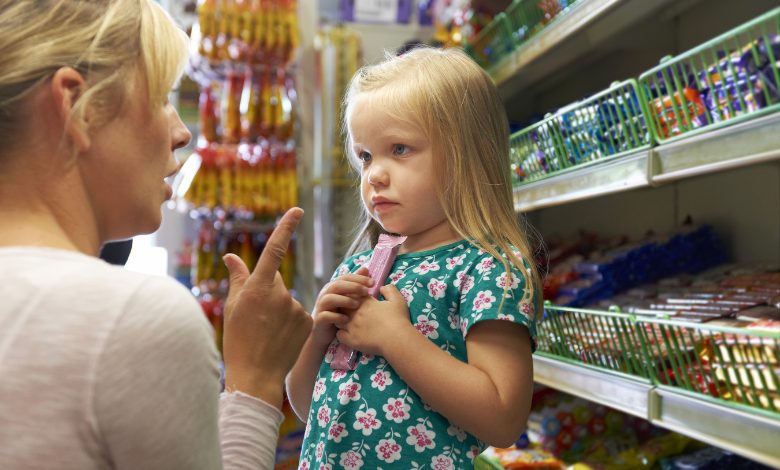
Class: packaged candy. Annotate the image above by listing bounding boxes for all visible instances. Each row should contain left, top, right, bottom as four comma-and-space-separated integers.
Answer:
331, 234, 407, 371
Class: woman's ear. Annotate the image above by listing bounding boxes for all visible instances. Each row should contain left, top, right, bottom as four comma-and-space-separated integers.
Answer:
50, 67, 91, 152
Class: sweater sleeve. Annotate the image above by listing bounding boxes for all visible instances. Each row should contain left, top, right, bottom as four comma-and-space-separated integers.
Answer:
93, 276, 282, 470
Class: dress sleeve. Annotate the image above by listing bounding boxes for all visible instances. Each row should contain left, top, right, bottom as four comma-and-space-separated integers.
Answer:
458, 253, 538, 346
93, 276, 283, 470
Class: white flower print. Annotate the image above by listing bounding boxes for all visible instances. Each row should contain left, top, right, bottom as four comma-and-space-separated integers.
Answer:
473, 290, 496, 312
476, 257, 495, 274
337, 379, 361, 405
331, 369, 347, 382
521, 302, 534, 317
496, 271, 520, 290
414, 316, 439, 339
359, 353, 375, 365
337, 265, 350, 277
353, 408, 382, 436
312, 378, 326, 401
354, 255, 370, 267
498, 313, 516, 321
445, 254, 466, 270
316, 442, 325, 460
390, 269, 406, 283
299, 458, 311, 470
339, 450, 364, 469
412, 259, 440, 275
318, 465, 332, 470
327, 420, 348, 442
399, 288, 414, 305
406, 424, 436, 452
305, 419, 312, 438
460, 318, 468, 336
383, 397, 411, 423
467, 445, 482, 460
316, 404, 331, 427
375, 438, 402, 463
454, 271, 474, 295
447, 424, 467, 442
431, 454, 455, 470
427, 278, 447, 299
370, 370, 393, 391
324, 341, 338, 363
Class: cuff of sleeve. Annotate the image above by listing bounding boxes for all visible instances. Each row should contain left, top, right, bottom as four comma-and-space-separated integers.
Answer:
219, 390, 285, 425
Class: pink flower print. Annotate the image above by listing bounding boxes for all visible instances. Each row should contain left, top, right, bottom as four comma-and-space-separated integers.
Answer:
399, 288, 414, 305
353, 408, 381, 436
324, 341, 338, 363
359, 353, 375, 365
496, 271, 520, 290
459, 318, 468, 336
354, 255, 370, 267
370, 370, 393, 391
447, 424, 467, 442
431, 454, 455, 470
473, 290, 496, 312
312, 378, 326, 401
316, 442, 325, 460
327, 421, 348, 442
476, 257, 495, 274
448, 311, 459, 330
318, 465, 332, 470
316, 404, 331, 427
413, 259, 440, 275
445, 254, 466, 270
299, 458, 310, 470
390, 269, 406, 283
454, 271, 475, 295
414, 316, 440, 339
331, 369, 347, 382
521, 302, 533, 316
305, 420, 311, 438
467, 444, 483, 459
406, 424, 436, 452
383, 397, 411, 423
427, 278, 447, 299
337, 379, 361, 405
498, 313, 516, 321
339, 450, 364, 469
375, 438, 402, 463
337, 265, 350, 277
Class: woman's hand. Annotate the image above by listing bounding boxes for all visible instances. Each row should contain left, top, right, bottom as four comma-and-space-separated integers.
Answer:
336, 284, 413, 357
221, 207, 312, 409
311, 266, 372, 350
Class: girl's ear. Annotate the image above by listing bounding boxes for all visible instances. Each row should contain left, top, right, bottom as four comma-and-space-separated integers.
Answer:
50, 67, 91, 152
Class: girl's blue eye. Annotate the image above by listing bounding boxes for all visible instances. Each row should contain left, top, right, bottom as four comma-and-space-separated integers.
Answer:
392, 144, 409, 156
358, 150, 372, 163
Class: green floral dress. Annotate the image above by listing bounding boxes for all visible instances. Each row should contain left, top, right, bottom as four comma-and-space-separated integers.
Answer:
299, 240, 537, 470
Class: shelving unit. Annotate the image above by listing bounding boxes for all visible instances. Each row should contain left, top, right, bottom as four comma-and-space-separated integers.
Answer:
492, 0, 780, 466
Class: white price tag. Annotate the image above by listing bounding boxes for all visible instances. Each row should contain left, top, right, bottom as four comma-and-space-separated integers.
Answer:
354, 0, 399, 23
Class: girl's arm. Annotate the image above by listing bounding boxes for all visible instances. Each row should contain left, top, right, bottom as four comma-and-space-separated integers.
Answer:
336, 285, 534, 447
286, 335, 332, 420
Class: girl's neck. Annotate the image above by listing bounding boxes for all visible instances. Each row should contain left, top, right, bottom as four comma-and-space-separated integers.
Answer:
397, 221, 461, 254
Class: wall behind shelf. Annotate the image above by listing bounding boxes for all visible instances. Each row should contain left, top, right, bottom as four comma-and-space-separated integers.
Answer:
526, 162, 780, 264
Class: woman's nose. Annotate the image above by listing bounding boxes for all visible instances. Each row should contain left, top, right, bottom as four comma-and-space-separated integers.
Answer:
169, 105, 192, 151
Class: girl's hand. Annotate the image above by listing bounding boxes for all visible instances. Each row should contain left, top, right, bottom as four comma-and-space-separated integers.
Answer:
311, 266, 372, 349
336, 284, 413, 357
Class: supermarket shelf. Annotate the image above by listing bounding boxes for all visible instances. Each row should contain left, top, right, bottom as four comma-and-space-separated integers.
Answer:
534, 354, 780, 466
493, 0, 680, 100
513, 150, 649, 212
532, 354, 652, 419
650, 112, 780, 184
650, 387, 780, 467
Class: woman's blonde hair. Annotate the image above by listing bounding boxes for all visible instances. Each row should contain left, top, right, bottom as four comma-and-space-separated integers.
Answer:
0, 0, 188, 152
343, 46, 542, 316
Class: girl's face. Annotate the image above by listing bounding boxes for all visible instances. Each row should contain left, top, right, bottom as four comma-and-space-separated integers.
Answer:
348, 95, 459, 253
78, 69, 191, 241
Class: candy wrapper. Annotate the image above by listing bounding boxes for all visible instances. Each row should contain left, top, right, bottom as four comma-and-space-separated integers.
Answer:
331, 234, 407, 371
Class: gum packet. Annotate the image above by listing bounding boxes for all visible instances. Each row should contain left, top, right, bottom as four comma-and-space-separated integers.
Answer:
331, 234, 407, 371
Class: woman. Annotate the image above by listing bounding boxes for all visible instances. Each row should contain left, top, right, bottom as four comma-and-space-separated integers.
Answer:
0, 1, 311, 468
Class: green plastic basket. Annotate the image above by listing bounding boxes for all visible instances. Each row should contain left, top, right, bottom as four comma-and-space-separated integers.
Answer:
639, 7, 780, 143
509, 80, 653, 187
464, 13, 516, 69
636, 317, 780, 416
538, 305, 652, 379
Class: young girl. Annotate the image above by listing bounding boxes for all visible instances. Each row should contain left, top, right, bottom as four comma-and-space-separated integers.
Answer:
287, 46, 541, 469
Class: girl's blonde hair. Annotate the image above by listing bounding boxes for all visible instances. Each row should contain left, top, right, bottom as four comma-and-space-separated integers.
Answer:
0, 0, 188, 153
343, 47, 542, 317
